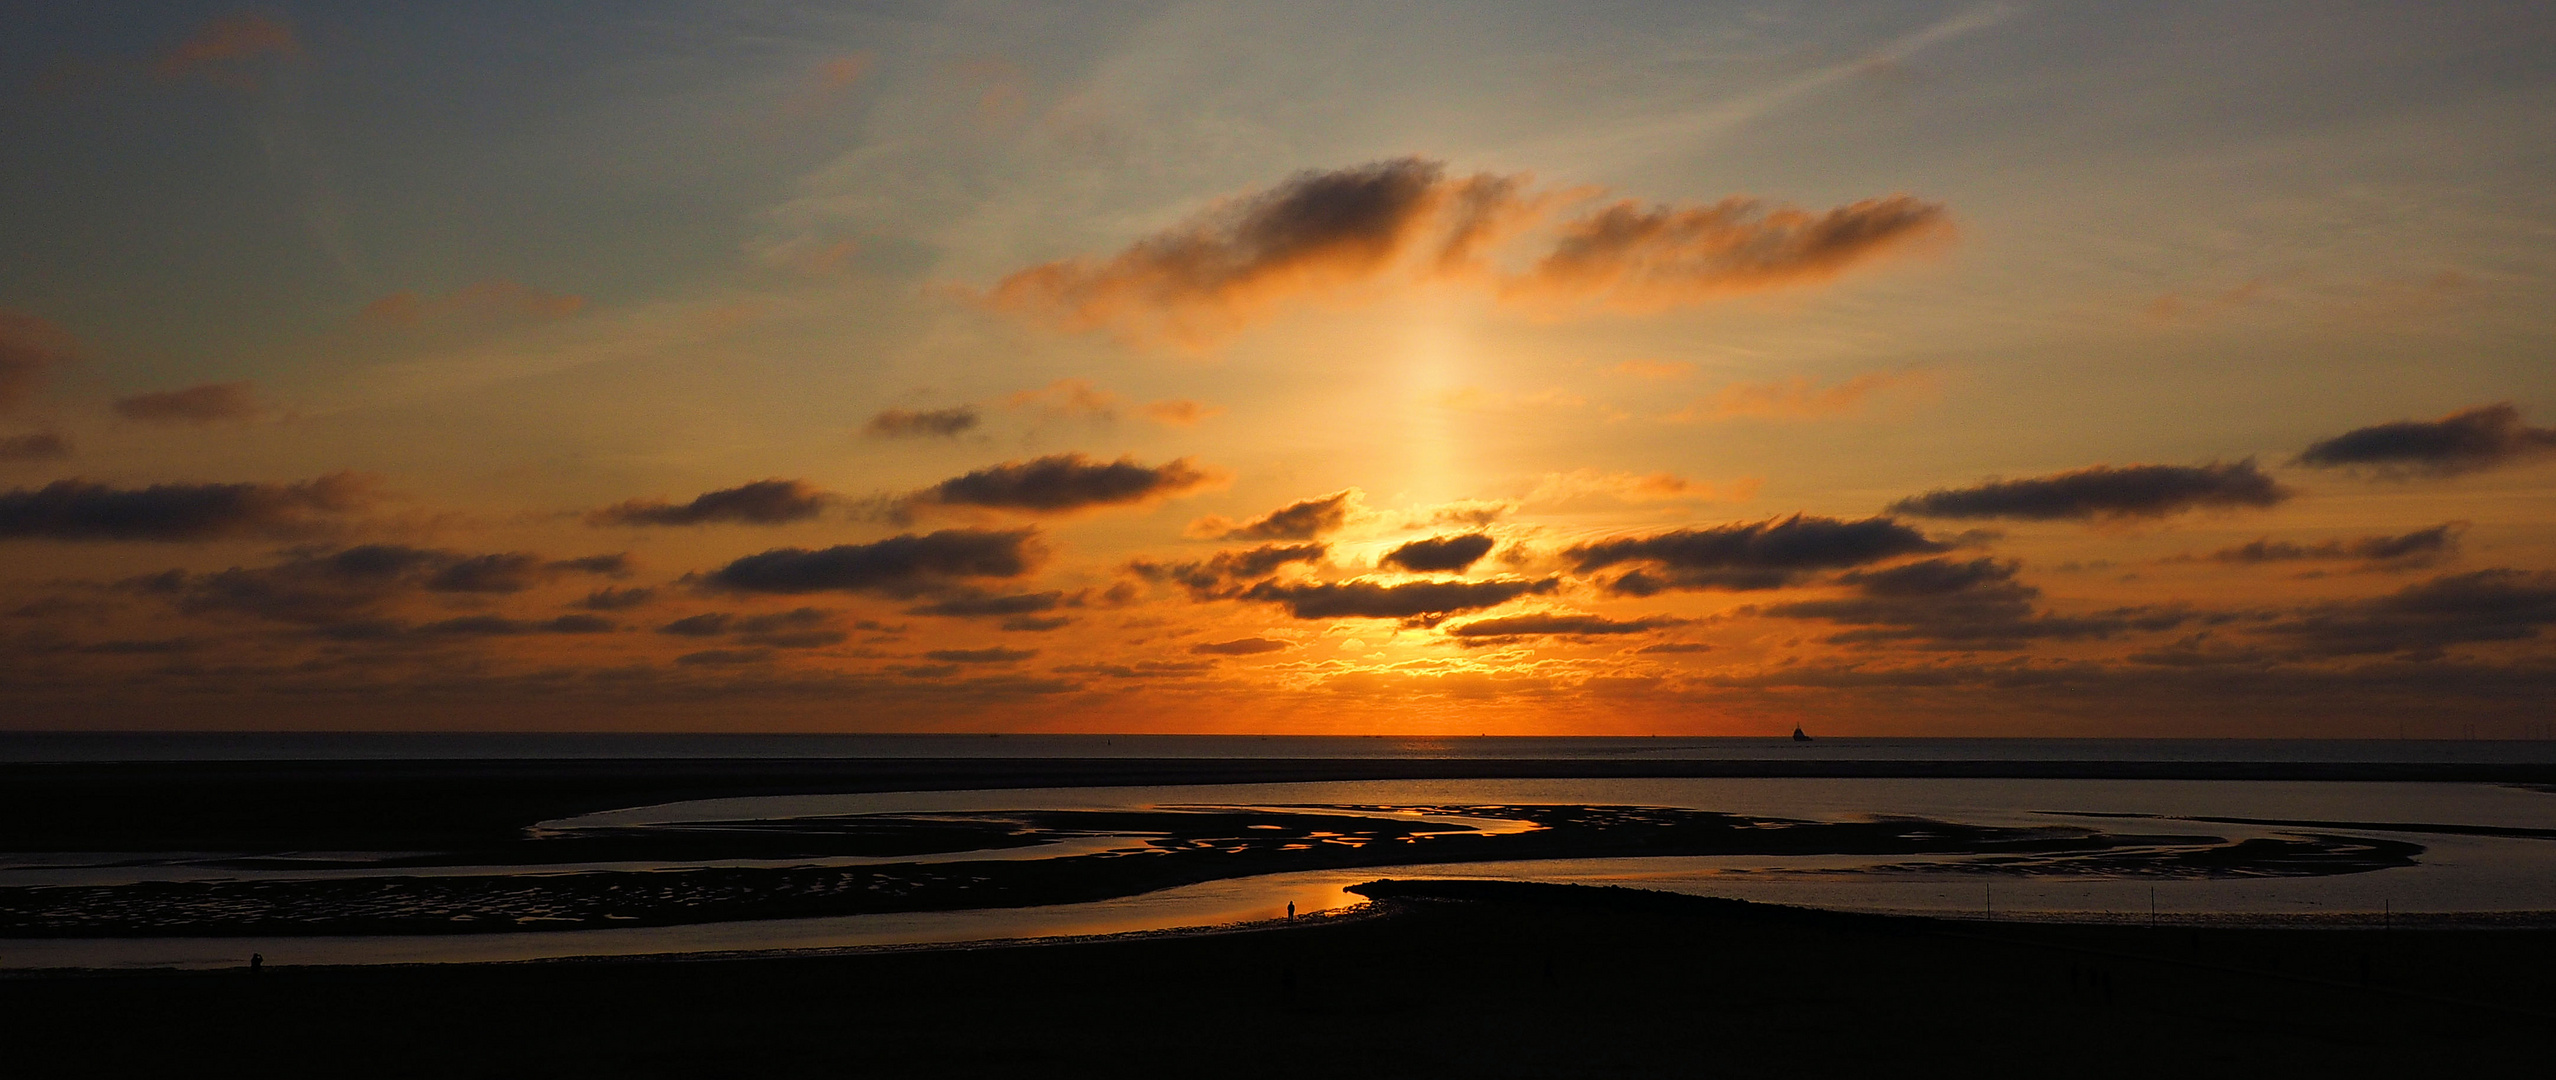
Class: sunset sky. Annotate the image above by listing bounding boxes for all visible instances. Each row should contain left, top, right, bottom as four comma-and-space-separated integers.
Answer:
3, 2, 2551, 735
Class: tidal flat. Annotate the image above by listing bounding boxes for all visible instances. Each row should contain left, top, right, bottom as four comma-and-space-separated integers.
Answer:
0, 802, 2421, 937
5, 880, 2549, 1078
6, 753, 2552, 954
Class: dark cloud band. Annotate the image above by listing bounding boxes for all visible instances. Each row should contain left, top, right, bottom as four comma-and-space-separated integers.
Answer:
866, 406, 981, 439
1242, 576, 1557, 621
1383, 533, 1495, 573
1190, 637, 1291, 655
0, 474, 374, 541
1761, 557, 2188, 650
112, 382, 261, 426
1193, 491, 1356, 541
1443, 612, 1684, 638
2295, 403, 2556, 477
1130, 542, 1326, 597
1566, 514, 1945, 592
0, 433, 69, 461
708, 528, 1043, 594
1888, 461, 2291, 521
2203, 524, 2463, 568
905, 453, 1214, 515
589, 479, 830, 527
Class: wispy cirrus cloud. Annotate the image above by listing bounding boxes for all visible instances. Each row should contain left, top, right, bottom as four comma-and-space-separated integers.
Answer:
358, 280, 586, 329
1523, 469, 1755, 510
112, 381, 264, 426
154, 14, 300, 87
764, 53, 871, 129
1004, 379, 1224, 428
1676, 368, 1937, 421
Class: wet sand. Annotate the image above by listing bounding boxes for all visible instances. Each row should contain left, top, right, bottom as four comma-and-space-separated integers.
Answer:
5, 880, 2545, 1077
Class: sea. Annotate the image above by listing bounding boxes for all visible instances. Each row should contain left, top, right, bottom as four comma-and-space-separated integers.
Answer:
9, 732, 2556, 764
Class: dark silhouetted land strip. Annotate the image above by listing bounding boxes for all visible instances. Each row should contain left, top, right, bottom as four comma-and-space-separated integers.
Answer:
5, 881, 2547, 1077
11, 755, 2555, 850
7, 804, 2417, 937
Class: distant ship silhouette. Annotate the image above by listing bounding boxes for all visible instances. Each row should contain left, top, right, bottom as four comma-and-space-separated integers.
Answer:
1791, 726, 1814, 742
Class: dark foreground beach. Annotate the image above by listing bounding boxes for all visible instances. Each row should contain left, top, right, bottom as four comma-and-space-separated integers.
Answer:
7, 880, 2548, 1078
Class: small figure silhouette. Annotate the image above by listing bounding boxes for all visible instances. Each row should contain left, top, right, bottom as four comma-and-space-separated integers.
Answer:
249, 953, 263, 972
1286, 901, 1295, 921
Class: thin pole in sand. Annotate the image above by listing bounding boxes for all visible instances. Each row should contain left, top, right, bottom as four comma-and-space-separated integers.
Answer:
1985, 883, 1993, 923
2150, 885, 2158, 931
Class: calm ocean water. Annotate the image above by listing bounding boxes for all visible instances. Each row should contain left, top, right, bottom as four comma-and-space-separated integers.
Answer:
6, 732, 2556, 763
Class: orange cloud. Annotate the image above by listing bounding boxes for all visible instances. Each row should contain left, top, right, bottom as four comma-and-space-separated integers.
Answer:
978, 158, 1949, 349
1609, 359, 1696, 381
1680, 368, 1937, 420
1141, 399, 1224, 426
154, 14, 300, 86
1523, 470, 1760, 509
953, 58, 1030, 127
2144, 277, 2271, 323
1005, 378, 1121, 421
1189, 490, 1364, 541
767, 53, 872, 128
358, 280, 587, 329
1005, 379, 1218, 427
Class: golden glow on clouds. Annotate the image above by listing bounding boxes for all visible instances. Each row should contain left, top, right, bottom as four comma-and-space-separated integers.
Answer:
0, 5, 2550, 735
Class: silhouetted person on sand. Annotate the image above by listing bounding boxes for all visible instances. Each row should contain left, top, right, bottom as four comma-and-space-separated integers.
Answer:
249, 953, 262, 973
1287, 902, 1295, 921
